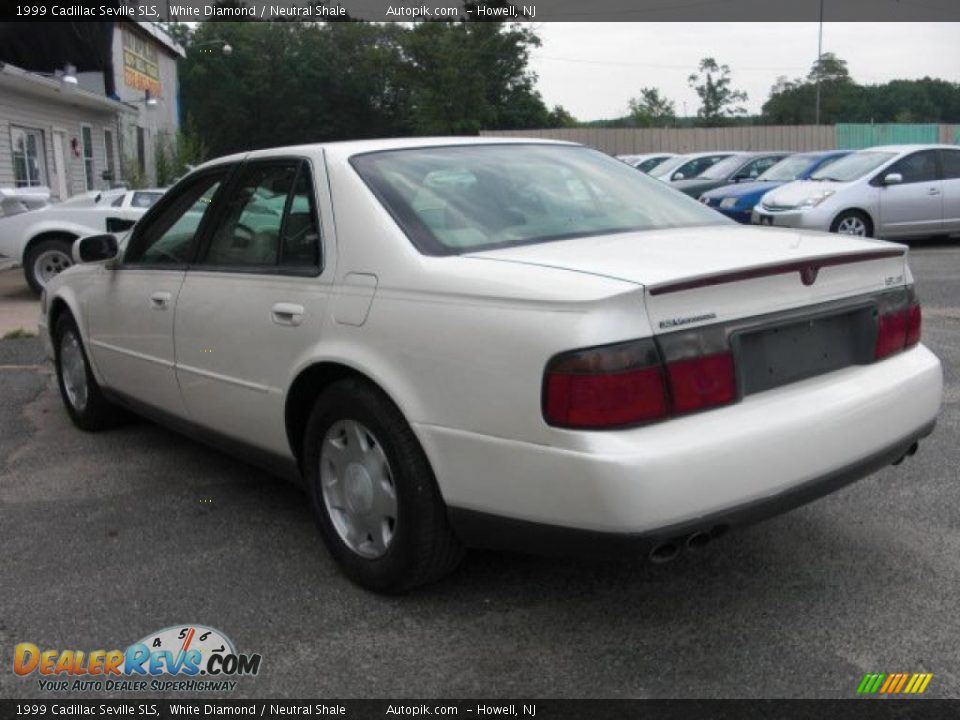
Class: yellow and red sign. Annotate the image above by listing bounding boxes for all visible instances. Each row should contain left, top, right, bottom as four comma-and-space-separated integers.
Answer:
122, 29, 161, 96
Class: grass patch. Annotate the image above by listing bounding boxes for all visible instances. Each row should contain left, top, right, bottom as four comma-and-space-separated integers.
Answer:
3, 327, 36, 339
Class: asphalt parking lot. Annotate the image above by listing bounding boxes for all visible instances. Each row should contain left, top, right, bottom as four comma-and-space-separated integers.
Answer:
1, 239, 958, 700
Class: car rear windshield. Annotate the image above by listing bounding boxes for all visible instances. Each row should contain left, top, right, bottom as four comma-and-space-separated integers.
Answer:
350, 144, 728, 255
809, 151, 895, 182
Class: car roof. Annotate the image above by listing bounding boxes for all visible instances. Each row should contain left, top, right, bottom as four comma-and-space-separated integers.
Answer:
850, 144, 957, 153
196, 136, 580, 170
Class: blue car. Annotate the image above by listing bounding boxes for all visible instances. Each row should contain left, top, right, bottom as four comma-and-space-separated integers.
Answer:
699, 150, 851, 223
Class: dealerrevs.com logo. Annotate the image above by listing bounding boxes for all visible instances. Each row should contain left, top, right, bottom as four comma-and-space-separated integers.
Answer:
14, 625, 262, 693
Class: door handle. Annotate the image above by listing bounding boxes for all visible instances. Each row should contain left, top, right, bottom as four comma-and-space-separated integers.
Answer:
271, 302, 305, 326
150, 291, 172, 310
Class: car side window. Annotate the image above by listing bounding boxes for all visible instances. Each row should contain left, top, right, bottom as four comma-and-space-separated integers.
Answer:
132, 191, 162, 209
742, 157, 779, 179
124, 172, 225, 265
279, 165, 321, 269
201, 160, 321, 272
204, 163, 298, 267
941, 150, 960, 180
887, 151, 939, 184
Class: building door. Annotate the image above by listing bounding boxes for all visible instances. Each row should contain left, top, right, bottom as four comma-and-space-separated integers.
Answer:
51, 130, 68, 200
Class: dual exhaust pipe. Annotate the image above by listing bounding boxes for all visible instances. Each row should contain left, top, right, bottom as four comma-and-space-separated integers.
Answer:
649, 525, 727, 564
649, 439, 924, 564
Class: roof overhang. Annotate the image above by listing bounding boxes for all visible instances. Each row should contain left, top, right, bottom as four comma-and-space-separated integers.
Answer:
0, 61, 136, 115
132, 21, 186, 59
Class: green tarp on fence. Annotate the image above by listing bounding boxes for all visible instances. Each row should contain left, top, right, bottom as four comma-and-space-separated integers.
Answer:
836, 123, 940, 149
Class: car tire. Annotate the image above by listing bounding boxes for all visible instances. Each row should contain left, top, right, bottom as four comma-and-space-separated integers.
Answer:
24, 236, 75, 295
830, 210, 873, 238
53, 314, 124, 431
303, 378, 464, 593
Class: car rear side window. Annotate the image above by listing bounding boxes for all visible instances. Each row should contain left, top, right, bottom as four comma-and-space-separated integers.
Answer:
124, 172, 226, 265
941, 150, 960, 180
198, 160, 322, 273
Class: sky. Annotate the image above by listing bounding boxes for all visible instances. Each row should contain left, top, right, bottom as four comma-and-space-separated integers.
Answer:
527, 23, 960, 121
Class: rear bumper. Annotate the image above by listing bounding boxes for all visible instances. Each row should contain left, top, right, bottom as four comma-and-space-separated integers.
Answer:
417, 344, 943, 540
448, 420, 934, 557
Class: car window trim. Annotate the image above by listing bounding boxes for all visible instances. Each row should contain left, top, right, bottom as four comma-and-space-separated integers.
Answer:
120, 164, 237, 270
191, 156, 324, 277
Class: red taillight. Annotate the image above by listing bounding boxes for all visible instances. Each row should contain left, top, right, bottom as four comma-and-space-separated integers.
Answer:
666, 352, 736, 414
543, 340, 669, 429
905, 303, 922, 348
545, 367, 669, 428
543, 340, 736, 429
875, 302, 921, 360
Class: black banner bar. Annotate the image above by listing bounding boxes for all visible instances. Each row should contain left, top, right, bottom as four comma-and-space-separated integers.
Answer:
3, 0, 960, 22
1, 700, 958, 720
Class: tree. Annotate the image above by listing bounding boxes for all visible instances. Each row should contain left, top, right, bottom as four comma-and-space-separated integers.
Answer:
179, 18, 558, 156
401, 17, 552, 134
627, 87, 676, 127
760, 53, 960, 124
546, 105, 578, 128
687, 57, 748, 126
807, 51, 851, 85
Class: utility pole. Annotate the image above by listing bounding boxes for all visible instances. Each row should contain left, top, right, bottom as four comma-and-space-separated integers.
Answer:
815, 0, 824, 125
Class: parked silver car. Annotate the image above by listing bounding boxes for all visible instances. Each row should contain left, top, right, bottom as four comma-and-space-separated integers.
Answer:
753, 145, 960, 238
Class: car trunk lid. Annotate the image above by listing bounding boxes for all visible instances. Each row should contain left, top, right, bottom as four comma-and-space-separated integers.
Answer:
465, 225, 908, 330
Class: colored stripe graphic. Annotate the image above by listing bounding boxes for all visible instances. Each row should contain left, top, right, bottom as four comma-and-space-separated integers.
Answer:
857, 672, 932, 695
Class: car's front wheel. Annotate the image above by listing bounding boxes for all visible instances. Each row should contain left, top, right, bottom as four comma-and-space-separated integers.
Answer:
24, 236, 75, 294
303, 378, 463, 593
53, 315, 124, 431
831, 210, 873, 238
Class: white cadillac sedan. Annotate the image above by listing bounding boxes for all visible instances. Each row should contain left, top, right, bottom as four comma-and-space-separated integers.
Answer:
39, 138, 943, 592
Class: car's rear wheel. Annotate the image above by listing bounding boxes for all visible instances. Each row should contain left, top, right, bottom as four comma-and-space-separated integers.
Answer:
831, 210, 873, 238
53, 315, 124, 431
25, 237, 74, 294
303, 378, 463, 593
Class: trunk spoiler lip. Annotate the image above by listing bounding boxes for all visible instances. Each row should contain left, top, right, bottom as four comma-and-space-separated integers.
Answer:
648, 249, 906, 297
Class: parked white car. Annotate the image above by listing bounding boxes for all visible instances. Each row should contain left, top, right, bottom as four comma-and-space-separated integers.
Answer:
0, 187, 164, 292
753, 145, 960, 238
40, 138, 942, 592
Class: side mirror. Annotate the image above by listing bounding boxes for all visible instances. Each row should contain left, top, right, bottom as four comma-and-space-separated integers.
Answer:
882, 172, 903, 186
672, 172, 685, 181
75, 233, 119, 263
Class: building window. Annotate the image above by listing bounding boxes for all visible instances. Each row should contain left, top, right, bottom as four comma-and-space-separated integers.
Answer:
11, 126, 47, 187
103, 128, 116, 185
80, 124, 95, 190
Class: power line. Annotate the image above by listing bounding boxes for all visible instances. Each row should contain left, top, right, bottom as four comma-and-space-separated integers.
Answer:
530, 54, 810, 73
